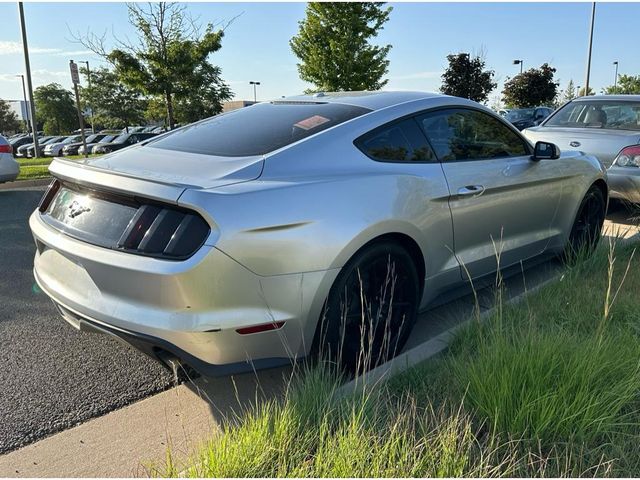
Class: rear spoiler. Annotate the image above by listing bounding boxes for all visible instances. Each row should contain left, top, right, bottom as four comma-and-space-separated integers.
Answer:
48, 157, 191, 204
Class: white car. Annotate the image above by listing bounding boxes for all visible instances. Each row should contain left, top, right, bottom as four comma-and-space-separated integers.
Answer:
43, 135, 82, 157
0, 135, 19, 183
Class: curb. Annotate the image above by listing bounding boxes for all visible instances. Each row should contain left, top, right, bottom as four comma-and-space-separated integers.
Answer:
0, 178, 51, 190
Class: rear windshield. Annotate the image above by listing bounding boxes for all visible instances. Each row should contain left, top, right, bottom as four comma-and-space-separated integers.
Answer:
148, 102, 371, 157
505, 108, 535, 122
545, 100, 640, 131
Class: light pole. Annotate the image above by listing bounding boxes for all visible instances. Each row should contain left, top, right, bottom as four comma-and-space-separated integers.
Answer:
17, 2, 39, 157
513, 59, 524, 74
15, 74, 30, 133
613, 61, 619, 92
78, 60, 95, 133
249, 81, 260, 102
584, 2, 596, 98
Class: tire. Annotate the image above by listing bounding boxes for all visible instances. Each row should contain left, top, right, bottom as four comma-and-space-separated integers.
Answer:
313, 242, 420, 374
563, 185, 606, 262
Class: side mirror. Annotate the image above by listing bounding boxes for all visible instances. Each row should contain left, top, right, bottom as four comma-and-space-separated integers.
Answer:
532, 141, 560, 161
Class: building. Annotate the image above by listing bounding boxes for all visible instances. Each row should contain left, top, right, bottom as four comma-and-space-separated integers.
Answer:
222, 100, 257, 113
6, 100, 31, 123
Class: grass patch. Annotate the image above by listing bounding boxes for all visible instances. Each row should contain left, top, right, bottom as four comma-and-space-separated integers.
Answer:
15, 154, 102, 181
16, 164, 51, 180
157, 238, 640, 477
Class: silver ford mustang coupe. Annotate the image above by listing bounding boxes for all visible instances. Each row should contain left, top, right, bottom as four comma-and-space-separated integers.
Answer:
30, 91, 607, 375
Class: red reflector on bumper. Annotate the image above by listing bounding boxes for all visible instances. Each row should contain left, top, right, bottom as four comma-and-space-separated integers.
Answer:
236, 321, 286, 335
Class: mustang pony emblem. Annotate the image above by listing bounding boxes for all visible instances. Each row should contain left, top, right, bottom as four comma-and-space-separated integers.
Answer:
68, 200, 91, 218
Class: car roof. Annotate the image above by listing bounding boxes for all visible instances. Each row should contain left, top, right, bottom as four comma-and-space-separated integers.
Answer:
276, 91, 442, 111
574, 95, 640, 102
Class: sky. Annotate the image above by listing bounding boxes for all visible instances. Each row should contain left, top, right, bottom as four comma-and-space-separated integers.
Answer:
0, 1, 638, 106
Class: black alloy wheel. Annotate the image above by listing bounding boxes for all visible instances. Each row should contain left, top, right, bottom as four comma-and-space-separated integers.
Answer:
314, 242, 420, 374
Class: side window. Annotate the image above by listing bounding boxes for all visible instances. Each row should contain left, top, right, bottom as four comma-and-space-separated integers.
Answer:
416, 109, 529, 162
356, 118, 436, 163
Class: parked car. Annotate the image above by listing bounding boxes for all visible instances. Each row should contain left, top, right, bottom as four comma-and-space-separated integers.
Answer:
523, 95, 640, 203
15, 136, 53, 157
91, 132, 157, 154
77, 134, 117, 156
30, 91, 606, 376
505, 107, 553, 130
24, 136, 65, 158
0, 135, 19, 182
9, 135, 38, 151
62, 134, 110, 156
43, 135, 84, 157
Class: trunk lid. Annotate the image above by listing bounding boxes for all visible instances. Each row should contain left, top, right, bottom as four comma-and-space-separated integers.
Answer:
76, 143, 264, 189
523, 126, 640, 166
49, 145, 264, 204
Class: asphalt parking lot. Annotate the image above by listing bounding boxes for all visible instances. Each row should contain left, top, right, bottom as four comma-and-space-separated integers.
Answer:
0, 185, 638, 459
0, 187, 173, 454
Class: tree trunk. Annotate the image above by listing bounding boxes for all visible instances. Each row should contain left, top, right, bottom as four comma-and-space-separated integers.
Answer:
165, 90, 175, 130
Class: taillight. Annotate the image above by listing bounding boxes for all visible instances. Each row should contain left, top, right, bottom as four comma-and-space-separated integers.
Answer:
117, 205, 211, 259
0, 144, 12, 154
614, 145, 640, 167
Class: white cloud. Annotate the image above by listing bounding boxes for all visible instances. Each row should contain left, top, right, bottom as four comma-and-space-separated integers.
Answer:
388, 71, 443, 81
0, 69, 69, 86
0, 41, 93, 58
0, 40, 61, 55
52, 50, 94, 57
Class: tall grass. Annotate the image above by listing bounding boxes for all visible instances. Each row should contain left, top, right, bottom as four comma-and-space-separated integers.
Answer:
156, 237, 640, 477
453, 329, 640, 444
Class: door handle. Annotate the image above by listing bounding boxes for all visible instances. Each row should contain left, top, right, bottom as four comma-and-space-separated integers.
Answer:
457, 185, 485, 197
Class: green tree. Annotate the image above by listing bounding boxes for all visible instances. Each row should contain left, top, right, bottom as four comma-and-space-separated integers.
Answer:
563, 79, 577, 103
603, 74, 640, 94
80, 66, 147, 130
440, 52, 496, 103
502, 64, 559, 108
78, 3, 232, 129
33, 83, 78, 135
290, 2, 392, 92
578, 86, 595, 97
0, 98, 20, 134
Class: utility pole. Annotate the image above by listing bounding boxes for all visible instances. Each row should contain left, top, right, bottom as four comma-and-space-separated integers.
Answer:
584, 2, 596, 97
18, 2, 39, 157
69, 60, 88, 158
613, 61, 619, 92
79, 60, 95, 133
15, 74, 30, 134
249, 81, 260, 102
513, 59, 524, 74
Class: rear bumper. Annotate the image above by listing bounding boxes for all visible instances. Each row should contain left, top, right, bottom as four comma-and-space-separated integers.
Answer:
607, 167, 640, 204
0, 156, 20, 182
52, 299, 294, 376
30, 209, 338, 373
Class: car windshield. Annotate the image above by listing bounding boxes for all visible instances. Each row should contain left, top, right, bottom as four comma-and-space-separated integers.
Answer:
148, 101, 371, 157
98, 135, 116, 143
84, 134, 102, 143
505, 108, 535, 122
62, 136, 82, 144
112, 134, 131, 143
545, 100, 640, 131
